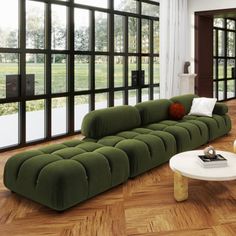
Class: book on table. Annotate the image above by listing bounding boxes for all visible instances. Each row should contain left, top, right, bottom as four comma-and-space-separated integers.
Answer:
197, 154, 228, 168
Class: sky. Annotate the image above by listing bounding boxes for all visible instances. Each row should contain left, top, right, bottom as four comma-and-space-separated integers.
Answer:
0, 0, 18, 30
0, 0, 108, 31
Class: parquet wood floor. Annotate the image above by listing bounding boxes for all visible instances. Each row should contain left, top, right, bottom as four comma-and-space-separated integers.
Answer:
1, 100, 236, 236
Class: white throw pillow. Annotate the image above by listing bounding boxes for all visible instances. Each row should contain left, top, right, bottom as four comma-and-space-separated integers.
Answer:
188, 97, 217, 117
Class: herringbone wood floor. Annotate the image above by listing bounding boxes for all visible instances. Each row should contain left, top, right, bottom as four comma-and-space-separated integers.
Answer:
1, 100, 236, 236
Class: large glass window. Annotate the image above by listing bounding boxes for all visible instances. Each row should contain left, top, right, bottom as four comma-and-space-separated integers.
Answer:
0, 0, 18, 48
0, 53, 19, 99
0, 103, 19, 148
0, 0, 159, 151
26, 100, 45, 142
74, 9, 90, 51
214, 18, 236, 100
51, 4, 67, 50
51, 54, 67, 93
26, 1, 45, 49
26, 54, 45, 95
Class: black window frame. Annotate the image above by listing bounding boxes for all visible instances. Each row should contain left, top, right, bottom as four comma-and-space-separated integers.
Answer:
0, 0, 160, 152
213, 17, 236, 101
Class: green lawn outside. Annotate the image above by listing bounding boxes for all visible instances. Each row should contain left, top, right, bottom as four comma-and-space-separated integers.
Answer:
217, 64, 235, 92
0, 62, 160, 115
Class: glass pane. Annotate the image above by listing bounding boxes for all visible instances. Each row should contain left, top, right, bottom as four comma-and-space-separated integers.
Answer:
74, 9, 90, 51
26, 100, 45, 142
218, 81, 224, 100
142, 19, 150, 53
0, 0, 18, 48
142, 3, 159, 17
128, 89, 137, 105
227, 19, 235, 30
0, 53, 19, 99
214, 18, 224, 28
227, 59, 235, 79
26, 54, 45, 95
26, 1, 45, 49
114, 15, 124, 52
128, 57, 138, 86
52, 54, 67, 93
227, 32, 235, 57
52, 97, 67, 136
218, 30, 225, 56
95, 56, 108, 89
153, 21, 159, 54
0, 102, 19, 148
114, 91, 124, 106
213, 82, 217, 99
75, 0, 107, 8
114, 0, 137, 13
51, 5, 67, 50
142, 88, 149, 102
227, 80, 235, 99
218, 59, 224, 79
95, 12, 108, 52
213, 59, 216, 80
154, 87, 160, 99
114, 56, 124, 87
75, 95, 89, 131
213, 30, 216, 57
75, 55, 90, 91
154, 57, 160, 84
95, 93, 108, 109
142, 57, 149, 84
129, 17, 137, 53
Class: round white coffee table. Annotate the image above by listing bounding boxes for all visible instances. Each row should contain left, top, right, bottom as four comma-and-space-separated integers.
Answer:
169, 150, 236, 201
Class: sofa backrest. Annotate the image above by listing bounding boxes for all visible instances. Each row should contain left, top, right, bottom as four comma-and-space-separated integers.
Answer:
81, 105, 141, 139
171, 94, 198, 114
135, 99, 173, 125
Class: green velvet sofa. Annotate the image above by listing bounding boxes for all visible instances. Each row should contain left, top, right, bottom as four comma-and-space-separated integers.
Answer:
4, 94, 231, 210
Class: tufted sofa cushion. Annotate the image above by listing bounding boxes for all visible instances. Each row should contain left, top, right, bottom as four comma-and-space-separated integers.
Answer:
145, 119, 209, 152
183, 114, 231, 141
81, 105, 141, 139
88, 128, 177, 177
4, 140, 129, 211
213, 102, 228, 115
135, 99, 173, 125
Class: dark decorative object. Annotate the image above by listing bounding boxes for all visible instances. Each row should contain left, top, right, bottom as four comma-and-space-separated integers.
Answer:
6, 74, 35, 98
26, 74, 35, 96
232, 67, 235, 79
131, 70, 145, 87
184, 61, 190, 74
140, 70, 145, 85
203, 146, 216, 159
6, 75, 19, 98
131, 71, 138, 86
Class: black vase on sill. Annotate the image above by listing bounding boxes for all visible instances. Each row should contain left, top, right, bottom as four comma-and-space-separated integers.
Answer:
232, 67, 236, 79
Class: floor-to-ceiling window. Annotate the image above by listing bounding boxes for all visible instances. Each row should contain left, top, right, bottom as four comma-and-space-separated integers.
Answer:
213, 18, 236, 101
0, 0, 159, 151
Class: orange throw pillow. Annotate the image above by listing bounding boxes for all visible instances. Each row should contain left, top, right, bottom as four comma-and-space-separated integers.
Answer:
169, 103, 186, 120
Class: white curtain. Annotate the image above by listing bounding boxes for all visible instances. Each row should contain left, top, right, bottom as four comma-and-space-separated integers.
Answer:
160, 0, 189, 98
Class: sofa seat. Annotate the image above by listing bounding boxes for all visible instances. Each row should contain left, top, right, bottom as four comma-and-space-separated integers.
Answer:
95, 129, 177, 177
183, 114, 231, 141
144, 119, 208, 152
4, 140, 129, 211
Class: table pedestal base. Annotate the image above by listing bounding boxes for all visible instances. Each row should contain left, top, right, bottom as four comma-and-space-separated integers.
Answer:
174, 171, 188, 201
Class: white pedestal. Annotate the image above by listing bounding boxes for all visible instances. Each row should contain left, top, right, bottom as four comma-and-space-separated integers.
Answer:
178, 73, 196, 95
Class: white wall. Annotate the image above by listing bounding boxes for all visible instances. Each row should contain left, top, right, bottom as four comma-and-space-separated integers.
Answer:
188, 0, 236, 72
